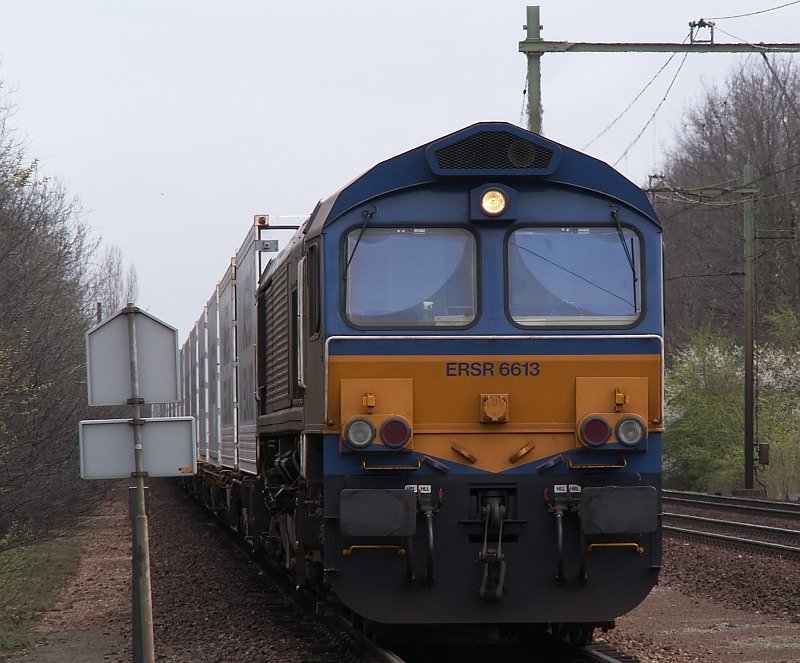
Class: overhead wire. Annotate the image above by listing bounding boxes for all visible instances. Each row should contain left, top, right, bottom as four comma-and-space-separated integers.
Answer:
652, 194, 745, 208
574, 6, 800, 212
758, 52, 800, 124
653, 173, 744, 191
662, 5, 799, 437
613, 53, 690, 167
665, 252, 748, 282
752, 182, 800, 204
653, 177, 800, 208
581, 52, 682, 150
664, 271, 743, 282
714, 24, 800, 54
665, 243, 794, 284
659, 24, 799, 201
713, 25, 768, 47
662, 246, 800, 283
659, 177, 800, 283
651, 46, 800, 221
582, 34, 694, 153
557, 10, 798, 169
658, 157, 800, 223
706, 0, 800, 21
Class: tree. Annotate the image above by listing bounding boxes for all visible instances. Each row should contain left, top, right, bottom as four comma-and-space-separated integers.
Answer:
0, 82, 149, 629
655, 57, 800, 346
88, 244, 139, 321
0, 85, 125, 546
654, 58, 800, 497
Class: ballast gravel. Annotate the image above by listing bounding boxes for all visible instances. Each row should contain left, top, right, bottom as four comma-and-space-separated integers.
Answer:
3, 480, 800, 663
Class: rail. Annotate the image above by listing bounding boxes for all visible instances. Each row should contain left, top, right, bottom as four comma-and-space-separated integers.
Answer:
580, 642, 642, 662
663, 492, 800, 558
184, 483, 643, 662
662, 489, 800, 520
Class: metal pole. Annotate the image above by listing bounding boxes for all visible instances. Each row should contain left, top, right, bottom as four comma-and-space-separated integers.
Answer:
743, 166, 755, 490
518, 7, 800, 136
125, 303, 156, 663
524, 6, 543, 134
648, 175, 760, 492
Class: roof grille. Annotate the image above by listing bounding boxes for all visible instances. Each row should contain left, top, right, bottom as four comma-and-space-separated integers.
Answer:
433, 131, 553, 171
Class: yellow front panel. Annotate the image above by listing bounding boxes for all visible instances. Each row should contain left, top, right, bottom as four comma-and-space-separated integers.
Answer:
327, 354, 662, 472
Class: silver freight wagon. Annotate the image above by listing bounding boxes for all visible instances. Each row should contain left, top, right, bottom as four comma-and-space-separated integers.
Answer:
187, 216, 303, 475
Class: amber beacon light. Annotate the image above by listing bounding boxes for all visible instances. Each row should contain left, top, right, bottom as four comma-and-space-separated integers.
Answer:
479, 189, 507, 217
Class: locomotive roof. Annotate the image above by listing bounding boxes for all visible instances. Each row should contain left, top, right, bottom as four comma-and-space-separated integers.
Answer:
303, 121, 659, 240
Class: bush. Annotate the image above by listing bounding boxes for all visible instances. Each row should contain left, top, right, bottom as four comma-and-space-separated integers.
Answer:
664, 328, 800, 498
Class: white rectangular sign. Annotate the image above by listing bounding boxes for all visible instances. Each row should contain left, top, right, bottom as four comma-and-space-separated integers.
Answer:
86, 308, 180, 406
79, 417, 197, 479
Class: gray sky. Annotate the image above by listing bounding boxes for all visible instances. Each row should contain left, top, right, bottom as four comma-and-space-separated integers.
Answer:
1, 1, 798, 337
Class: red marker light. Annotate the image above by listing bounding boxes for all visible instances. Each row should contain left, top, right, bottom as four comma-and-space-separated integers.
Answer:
380, 417, 412, 448
579, 416, 612, 447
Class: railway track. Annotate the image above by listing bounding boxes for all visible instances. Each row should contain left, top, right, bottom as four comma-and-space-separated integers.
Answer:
663, 489, 800, 520
387, 638, 640, 663
577, 643, 642, 662
187, 487, 641, 663
663, 489, 800, 558
186, 489, 376, 663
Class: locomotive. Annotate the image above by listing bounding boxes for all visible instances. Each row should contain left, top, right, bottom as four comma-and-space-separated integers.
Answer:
176, 122, 663, 644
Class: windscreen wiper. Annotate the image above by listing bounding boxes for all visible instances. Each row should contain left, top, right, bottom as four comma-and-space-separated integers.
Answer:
611, 205, 638, 311
342, 206, 376, 281
611, 206, 636, 276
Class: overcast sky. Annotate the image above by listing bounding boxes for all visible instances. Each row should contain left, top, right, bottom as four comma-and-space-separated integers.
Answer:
1, 1, 798, 337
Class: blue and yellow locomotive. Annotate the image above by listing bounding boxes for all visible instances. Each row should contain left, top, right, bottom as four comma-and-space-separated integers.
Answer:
181, 122, 663, 644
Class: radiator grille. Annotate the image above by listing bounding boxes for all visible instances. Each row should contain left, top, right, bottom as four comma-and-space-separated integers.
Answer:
433, 131, 553, 171
265, 267, 290, 407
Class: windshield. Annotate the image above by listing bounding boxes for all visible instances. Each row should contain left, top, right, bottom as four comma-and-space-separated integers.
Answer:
508, 227, 641, 326
345, 228, 477, 327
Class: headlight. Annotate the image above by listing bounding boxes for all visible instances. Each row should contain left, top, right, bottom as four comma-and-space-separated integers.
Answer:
480, 189, 507, 217
579, 416, 612, 448
344, 418, 376, 450
380, 417, 412, 449
616, 417, 646, 447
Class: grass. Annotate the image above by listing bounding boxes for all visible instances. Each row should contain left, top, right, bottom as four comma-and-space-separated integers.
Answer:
0, 537, 83, 651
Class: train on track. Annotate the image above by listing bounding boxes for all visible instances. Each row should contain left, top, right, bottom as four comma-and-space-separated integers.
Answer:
169, 122, 664, 645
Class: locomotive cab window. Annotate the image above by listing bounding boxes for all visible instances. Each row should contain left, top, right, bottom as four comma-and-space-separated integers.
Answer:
344, 228, 477, 327
507, 226, 641, 326
307, 243, 321, 337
